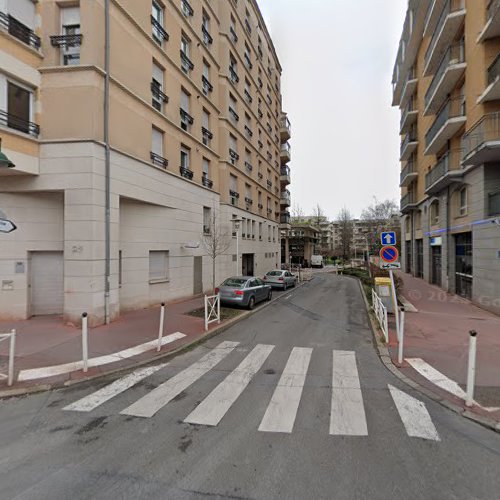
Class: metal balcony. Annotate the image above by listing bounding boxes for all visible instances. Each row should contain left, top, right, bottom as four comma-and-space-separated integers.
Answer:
0, 110, 40, 137
424, 42, 465, 115
400, 129, 418, 161
400, 67, 419, 108
179, 166, 193, 180
425, 97, 466, 154
280, 190, 291, 207
202, 174, 213, 189
400, 161, 418, 187
0, 12, 41, 49
229, 66, 239, 84
280, 166, 291, 185
400, 99, 418, 134
425, 149, 464, 194
151, 17, 169, 42
202, 25, 213, 46
423, 0, 465, 77
462, 112, 500, 166
400, 191, 418, 213
280, 212, 291, 229
478, 54, 500, 103
478, 0, 500, 41
202, 76, 213, 95
150, 151, 168, 169
280, 114, 291, 142
424, 0, 447, 36
180, 51, 194, 73
50, 33, 82, 48
280, 142, 291, 165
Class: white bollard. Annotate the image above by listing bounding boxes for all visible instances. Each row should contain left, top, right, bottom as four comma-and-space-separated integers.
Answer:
466, 330, 477, 407
82, 312, 88, 373
204, 295, 208, 332
7, 329, 15, 386
157, 302, 165, 352
398, 307, 405, 365
217, 293, 221, 324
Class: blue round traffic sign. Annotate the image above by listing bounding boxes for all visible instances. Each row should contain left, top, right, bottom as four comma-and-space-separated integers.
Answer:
380, 246, 399, 263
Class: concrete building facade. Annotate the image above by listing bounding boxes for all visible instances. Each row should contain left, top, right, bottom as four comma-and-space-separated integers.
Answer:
0, 0, 289, 325
393, 0, 500, 315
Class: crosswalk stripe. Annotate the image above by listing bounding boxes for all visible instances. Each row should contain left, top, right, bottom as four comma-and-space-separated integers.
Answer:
258, 347, 312, 433
389, 384, 440, 441
120, 341, 239, 418
63, 363, 168, 412
184, 344, 274, 426
329, 350, 368, 436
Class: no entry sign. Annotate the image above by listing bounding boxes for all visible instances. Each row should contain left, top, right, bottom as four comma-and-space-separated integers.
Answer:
380, 245, 399, 263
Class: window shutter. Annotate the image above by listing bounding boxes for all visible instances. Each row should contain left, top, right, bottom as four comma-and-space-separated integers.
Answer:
153, 63, 164, 86
8, 0, 36, 30
180, 91, 189, 112
152, 128, 163, 155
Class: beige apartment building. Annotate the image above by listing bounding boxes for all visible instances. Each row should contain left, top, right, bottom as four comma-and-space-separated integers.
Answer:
0, 0, 291, 325
393, 0, 500, 315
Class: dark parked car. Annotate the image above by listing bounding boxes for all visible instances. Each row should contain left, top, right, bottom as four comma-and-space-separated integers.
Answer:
216, 276, 272, 309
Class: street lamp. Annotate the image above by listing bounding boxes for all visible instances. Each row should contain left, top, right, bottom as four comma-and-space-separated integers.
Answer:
0, 139, 15, 169
232, 218, 243, 275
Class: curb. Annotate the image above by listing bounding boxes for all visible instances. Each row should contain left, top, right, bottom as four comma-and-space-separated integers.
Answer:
356, 278, 500, 434
0, 280, 308, 399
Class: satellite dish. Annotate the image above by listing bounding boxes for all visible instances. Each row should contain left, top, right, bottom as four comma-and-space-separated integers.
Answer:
184, 241, 200, 249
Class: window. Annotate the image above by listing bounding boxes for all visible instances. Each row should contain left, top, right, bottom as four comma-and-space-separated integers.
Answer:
244, 43, 252, 69
230, 16, 238, 43
259, 222, 263, 240
3, 0, 39, 49
203, 207, 211, 234
151, 127, 167, 168
430, 201, 439, 225
245, 183, 252, 202
229, 94, 239, 123
181, 0, 193, 17
230, 174, 239, 205
180, 35, 193, 74
202, 11, 212, 46
152, 61, 166, 111
149, 251, 169, 282
151, 1, 167, 43
244, 79, 252, 103
180, 90, 192, 131
202, 61, 212, 95
58, 7, 81, 65
6, 81, 34, 135
245, 148, 252, 171
459, 187, 467, 216
229, 54, 239, 83
229, 134, 238, 164
118, 250, 123, 286
202, 109, 212, 146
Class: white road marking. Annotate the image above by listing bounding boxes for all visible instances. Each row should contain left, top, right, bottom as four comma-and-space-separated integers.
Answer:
120, 341, 239, 418
17, 332, 186, 381
406, 358, 467, 400
184, 344, 274, 426
285, 294, 292, 300
63, 363, 168, 412
389, 384, 440, 441
329, 350, 368, 436
258, 347, 312, 433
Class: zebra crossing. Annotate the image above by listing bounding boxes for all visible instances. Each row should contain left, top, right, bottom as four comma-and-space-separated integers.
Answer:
63, 341, 440, 441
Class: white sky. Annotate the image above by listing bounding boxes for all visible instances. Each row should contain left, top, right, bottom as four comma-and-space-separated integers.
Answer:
258, 0, 407, 219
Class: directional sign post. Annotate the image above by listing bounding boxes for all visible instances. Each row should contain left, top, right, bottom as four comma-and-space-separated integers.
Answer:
0, 219, 17, 233
381, 231, 397, 246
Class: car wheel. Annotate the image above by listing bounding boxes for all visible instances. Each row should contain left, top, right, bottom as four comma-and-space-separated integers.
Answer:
267, 290, 272, 301
248, 296, 255, 310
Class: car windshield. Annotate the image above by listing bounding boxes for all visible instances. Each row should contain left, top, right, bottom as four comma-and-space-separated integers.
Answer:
222, 278, 247, 287
266, 271, 282, 276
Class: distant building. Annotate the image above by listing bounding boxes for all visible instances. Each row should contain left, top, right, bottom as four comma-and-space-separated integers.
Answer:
287, 224, 320, 267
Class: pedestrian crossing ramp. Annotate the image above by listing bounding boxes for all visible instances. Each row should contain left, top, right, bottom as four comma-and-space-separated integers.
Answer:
63, 341, 440, 441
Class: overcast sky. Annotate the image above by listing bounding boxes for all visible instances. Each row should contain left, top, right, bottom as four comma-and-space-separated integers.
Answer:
258, 0, 407, 219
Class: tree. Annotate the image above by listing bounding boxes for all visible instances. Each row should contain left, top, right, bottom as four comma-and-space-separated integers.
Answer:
336, 207, 354, 261
201, 208, 232, 294
291, 203, 305, 222
311, 203, 326, 227
361, 197, 399, 254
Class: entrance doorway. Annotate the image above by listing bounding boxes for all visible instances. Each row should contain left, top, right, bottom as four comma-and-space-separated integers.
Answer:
405, 241, 412, 273
431, 245, 442, 287
29, 251, 64, 316
455, 232, 472, 299
242, 253, 254, 276
416, 239, 423, 278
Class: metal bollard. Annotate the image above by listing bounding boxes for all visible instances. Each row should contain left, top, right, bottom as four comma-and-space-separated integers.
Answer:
157, 302, 165, 352
8, 329, 15, 386
398, 307, 405, 365
465, 330, 477, 407
82, 312, 88, 373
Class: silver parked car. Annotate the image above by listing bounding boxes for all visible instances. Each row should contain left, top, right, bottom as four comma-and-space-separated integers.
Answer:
263, 270, 296, 290
217, 276, 272, 309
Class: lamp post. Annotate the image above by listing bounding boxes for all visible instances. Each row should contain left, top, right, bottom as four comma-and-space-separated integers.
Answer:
232, 218, 243, 275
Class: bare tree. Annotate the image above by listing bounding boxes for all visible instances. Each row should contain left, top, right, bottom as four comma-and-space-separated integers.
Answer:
291, 203, 305, 222
201, 209, 232, 293
336, 207, 354, 261
361, 197, 399, 254
311, 203, 327, 228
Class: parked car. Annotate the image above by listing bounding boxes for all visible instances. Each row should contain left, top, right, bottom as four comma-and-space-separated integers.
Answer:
263, 270, 296, 290
216, 276, 272, 309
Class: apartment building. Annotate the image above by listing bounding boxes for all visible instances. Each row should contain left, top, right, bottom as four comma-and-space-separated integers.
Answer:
0, 0, 289, 325
393, 0, 500, 315
288, 224, 319, 267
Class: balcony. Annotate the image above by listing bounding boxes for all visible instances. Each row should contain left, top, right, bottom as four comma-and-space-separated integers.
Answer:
0, 110, 40, 137
400, 68, 419, 109
280, 114, 291, 142
280, 142, 291, 165
202, 25, 213, 46
280, 190, 291, 207
425, 149, 464, 194
229, 26, 238, 44
478, 0, 500, 42
151, 81, 169, 108
462, 112, 500, 166
181, 0, 194, 17
423, 0, 465, 77
424, 42, 465, 115
151, 17, 169, 42
400, 129, 418, 161
179, 166, 194, 180
229, 107, 239, 122
245, 161, 253, 172
229, 66, 239, 84
180, 51, 194, 73
280, 166, 291, 185
280, 213, 291, 229
478, 54, 500, 103
400, 99, 418, 134
0, 12, 41, 49
180, 108, 194, 129
202, 174, 213, 189
425, 97, 466, 154
150, 151, 168, 169
400, 161, 418, 187
424, 0, 447, 36
244, 89, 253, 103
202, 76, 213, 95
229, 148, 239, 163
400, 191, 418, 213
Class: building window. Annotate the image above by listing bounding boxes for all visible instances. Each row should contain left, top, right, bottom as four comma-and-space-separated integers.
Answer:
203, 206, 211, 234
181, 0, 193, 18
229, 134, 238, 164
202, 60, 213, 95
230, 16, 238, 43
152, 61, 167, 111
430, 201, 439, 225
229, 54, 239, 84
180, 35, 194, 74
151, 127, 168, 168
149, 250, 169, 282
202, 157, 212, 188
151, 1, 168, 43
230, 174, 239, 205
180, 89, 193, 131
1, 0, 40, 49
202, 109, 212, 146
51, 7, 82, 66
244, 43, 252, 69
202, 11, 213, 46
180, 146, 193, 179
459, 187, 467, 216
4, 81, 38, 136
229, 94, 239, 123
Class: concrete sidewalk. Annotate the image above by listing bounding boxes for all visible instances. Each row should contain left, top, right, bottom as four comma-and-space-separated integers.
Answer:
386, 272, 500, 424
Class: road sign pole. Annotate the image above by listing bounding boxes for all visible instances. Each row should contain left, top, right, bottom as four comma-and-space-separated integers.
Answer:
389, 270, 400, 342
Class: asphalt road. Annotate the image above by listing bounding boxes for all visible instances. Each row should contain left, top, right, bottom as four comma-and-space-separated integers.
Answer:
1, 274, 500, 500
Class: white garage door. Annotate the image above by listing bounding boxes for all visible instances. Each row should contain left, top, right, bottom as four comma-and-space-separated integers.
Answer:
30, 251, 64, 316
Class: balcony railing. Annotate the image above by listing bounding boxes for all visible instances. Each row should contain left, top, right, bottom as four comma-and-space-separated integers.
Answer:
488, 0, 500, 21
229, 148, 239, 161
180, 51, 194, 72
50, 34, 82, 48
202, 76, 213, 94
425, 149, 462, 191
425, 97, 465, 148
0, 12, 41, 49
245, 161, 253, 171
180, 166, 194, 179
201, 127, 213, 140
202, 174, 213, 189
281, 142, 291, 154
202, 25, 213, 45
229, 190, 240, 198
280, 214, 291, 225
229, 107, 239, 122
244, 125, 253, 137
425, 42, 465, 110
181, 0, 194, 17
0, 110, 40, 137
400, 98, 417, 130
400, 191, 416, 210
151, 82, 169, 104
400, 129, 418, 157
280, 166, 290, 177
229, 26, 238, 43
151, 16, 169, 41
462, 112, 500, 161
150, 151, 168, 169
400, 161, 416, 185
180, 108, 194, 125
487, 53, 500, 85
229, 66, 239, 84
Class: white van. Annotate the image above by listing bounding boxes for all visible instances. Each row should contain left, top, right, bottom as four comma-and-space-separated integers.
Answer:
311, 255, 324, 268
